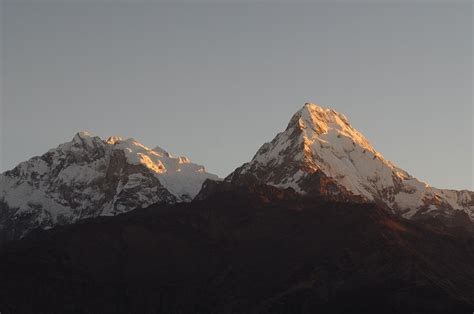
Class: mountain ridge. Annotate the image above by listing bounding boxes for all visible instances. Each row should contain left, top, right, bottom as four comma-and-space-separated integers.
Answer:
228, 103, 473, 224
0, 104, 473, 313
0, 132, 218, 242
1, 103, 472, 242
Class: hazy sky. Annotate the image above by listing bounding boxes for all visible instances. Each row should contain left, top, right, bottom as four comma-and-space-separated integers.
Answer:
1, 1, 472, 190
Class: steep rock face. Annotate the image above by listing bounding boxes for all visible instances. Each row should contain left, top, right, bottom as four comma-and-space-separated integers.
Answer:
0, 132, 218, 241
228, 103, 473, 223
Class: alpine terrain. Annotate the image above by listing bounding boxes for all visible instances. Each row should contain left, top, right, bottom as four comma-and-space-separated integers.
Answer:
0, 132, 218, 242
228, 103, 473, 227
0, 103, 473, 314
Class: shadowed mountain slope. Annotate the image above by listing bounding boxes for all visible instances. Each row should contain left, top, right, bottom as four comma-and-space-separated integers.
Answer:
0, 182, 472, 314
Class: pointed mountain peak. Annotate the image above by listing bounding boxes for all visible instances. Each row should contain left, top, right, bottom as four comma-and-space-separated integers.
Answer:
289, 103, 350, 133
301, 102, 333, 113
229, 102, 473, 222
286, 103, 376, 155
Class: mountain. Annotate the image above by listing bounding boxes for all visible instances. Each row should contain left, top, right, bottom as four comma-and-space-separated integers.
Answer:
0, 181, 472, 313
228, 103, 473, 226
0, 132, 218, 242
1, 107, 473, 313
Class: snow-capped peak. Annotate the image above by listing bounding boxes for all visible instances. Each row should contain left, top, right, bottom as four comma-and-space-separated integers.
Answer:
230, 102, 473, 222
0, 132, 219, 241
294, 103, 376, 154
291, 103, 410, 184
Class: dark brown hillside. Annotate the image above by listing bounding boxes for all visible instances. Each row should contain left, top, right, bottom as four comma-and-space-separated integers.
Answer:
0, 182, 473, 314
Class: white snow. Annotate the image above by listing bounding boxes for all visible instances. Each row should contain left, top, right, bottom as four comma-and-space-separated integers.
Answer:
241, 103, 474, 220
0, 132, 219, 231
110, 137, 218, 198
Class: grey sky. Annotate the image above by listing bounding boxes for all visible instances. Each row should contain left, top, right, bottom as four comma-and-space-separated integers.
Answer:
1, 1, 472, 190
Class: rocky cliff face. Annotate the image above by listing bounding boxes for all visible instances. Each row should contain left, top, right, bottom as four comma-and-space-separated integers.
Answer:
0, 132, 218, 242
228, 103, 473, 225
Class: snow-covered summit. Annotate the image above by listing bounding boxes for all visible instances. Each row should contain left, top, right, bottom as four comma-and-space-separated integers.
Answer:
0, 132, 218, 241
294, 103, 376, 153
229, 103, 473, 222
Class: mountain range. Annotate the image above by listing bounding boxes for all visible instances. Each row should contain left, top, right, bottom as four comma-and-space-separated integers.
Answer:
1, 103, 472, 243
0, 102, 473, 313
